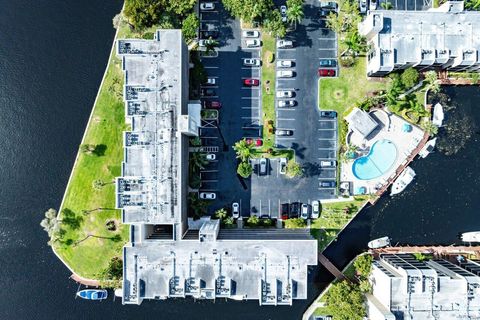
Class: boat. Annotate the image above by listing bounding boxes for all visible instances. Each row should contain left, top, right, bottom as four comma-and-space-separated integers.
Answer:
461, 231, 480, 243
368, 236, 391, 249
390, 166, 416, 196
76, 289, 108, 300
432, 103, 444, 127
418, 138, 437, 158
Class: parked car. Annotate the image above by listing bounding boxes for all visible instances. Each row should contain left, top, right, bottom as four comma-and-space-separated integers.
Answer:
279, 158, 287, 175
280, 5, 287, 22
200, 2, 215, 11
276, 129, 293, 136
290, 202, 300, 218
277, 70, 294, 78
206, 154, 216, 161
319, 180, 336, 188
201, 88, 216, 96
246, 138, 263, 146
245, 39, 261, 47
311, 200, 320, 219
242, 30, 260, 38
320, 160, 337, 168
243, 58, 261, 66
277, 40, 294, 48
260, 214, 270, 219
199, 192, 216, 199
202, 100, 221, 109
320, 110, 337, 118
198, 39, 216, 47
318, 8, 335, 17
278, 100, 296, 107
320, 1, 338, 10
205, 77, 216, 85
243, 78, 260, 86
232, 202, 240, 219
276, 90, 294, 98
319, 59, 337, 67
200, 31, 219, 39
259, 158, 268, 175
281, 203, 290, 220
370, 0, 377, 10
301, 204, 310, 220
359, 0, 367, 13
318, 68, 336, 77
276, 60, 293, 68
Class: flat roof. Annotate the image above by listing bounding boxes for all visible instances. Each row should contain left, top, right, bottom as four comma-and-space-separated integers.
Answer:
345, 108, 379, 138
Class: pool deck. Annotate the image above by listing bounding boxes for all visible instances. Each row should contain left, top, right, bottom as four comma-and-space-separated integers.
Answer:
341, 109, 427, 202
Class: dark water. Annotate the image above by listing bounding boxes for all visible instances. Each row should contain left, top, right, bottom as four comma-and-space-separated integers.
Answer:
1, 1, 480, 319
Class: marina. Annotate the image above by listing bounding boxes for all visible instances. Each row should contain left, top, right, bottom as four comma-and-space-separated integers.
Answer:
390, 166, 416, 196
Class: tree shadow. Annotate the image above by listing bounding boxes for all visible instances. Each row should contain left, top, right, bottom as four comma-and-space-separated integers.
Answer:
302, 162, 321, 177
291, 142, 307, 159
93, 144, 107, 156
61, 208, 84, 230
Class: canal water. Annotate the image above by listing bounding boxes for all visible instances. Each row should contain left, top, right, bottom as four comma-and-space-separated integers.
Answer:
0, 1, 479, 319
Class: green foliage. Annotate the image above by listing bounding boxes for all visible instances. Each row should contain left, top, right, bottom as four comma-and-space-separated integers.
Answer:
99, 257, 123, 280
471, 72, 480, 84
190, 152, 208, 172
425, 70, 440, 93
286, 160, 303, 178
381, 1, 393, 9
190, 136, 202, 147
325, 280, 366, 320
339, 55, 355, 67
169, 0, 196, 15
359, 279, 372, 293
286, 0, 304, 25
224, 216, 235, 226
80, 144, 96, 154
264, 10, 287, 38
353, 254, 373, 278
214, 208, 228, 220
413, 252, 433, 261
124, 0, 194, 30
247, 215, 260, 226
222, 0, 274, 23
237, 161, 253, 178
233, 139, 255, 161
188, 193, 209, 219
262, 218, 273, 226
465, 0, 480, 10
342, 30, 367, 56
268, 52, 275, 63
421, 120, 438, 135
401, 67, 419, 88
285, 218, 306, 228
326, 0, 361, 35
181, 13, 199, 43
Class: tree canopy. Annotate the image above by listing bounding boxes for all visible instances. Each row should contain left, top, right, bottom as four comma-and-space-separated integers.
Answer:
181, 13, 199, 43
285, 218, 306, 228
401, 67, 419, 88
237, 161, 253, 178
222, 0, 274, 24
325, 280, 366, 320
354, 254, 373, 278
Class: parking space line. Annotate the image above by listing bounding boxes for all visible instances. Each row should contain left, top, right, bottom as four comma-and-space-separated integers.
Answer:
241, 116, 259, 119
277, 118, 295, 121
318, 37, 337, 40
277, 78, 296, 81
204, 66, 219, 69
318, 48, 337, 51
241, 106, 259, 109
200, 170, 218, 173
277, 108, 297, 111
242, 67, 260, 70
241, 97, 260, 99
318, 138, 336, 140
318, 147, 336, 150
276, 137, 295, 140
259, 199, 262, 215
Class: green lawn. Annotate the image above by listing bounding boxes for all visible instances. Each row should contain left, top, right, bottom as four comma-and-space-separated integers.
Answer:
310, 196, 368, 251
53, 24, 142, 279
260, 32, 276, 151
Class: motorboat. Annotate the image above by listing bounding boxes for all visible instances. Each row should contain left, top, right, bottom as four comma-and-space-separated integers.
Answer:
418, 138, 437, 158
368, 236, 391, 249
390, 166, 416, 196
432, 103, 444, 127
461, 231, 480, 243
76, 289, 108, 300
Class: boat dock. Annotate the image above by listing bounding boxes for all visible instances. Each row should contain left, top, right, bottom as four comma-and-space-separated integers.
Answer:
70, 273, 100, 287
318, 252, 347, 281
370, 245, 480, 259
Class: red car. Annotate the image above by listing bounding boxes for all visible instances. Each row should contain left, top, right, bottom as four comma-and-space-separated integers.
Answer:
243, 78, 260, 86
246, 138, 263, 147
202, 100, 222, 109
318, 68, 336, 77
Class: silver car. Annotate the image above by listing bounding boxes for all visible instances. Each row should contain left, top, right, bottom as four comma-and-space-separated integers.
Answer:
311, 200, 320, 219
278, 100, 295, 107
276, 90, 294, 98
243, 58, 261, 66
277, 70, 294, 78
232, 202, 240, 218
259, 158, 268, 175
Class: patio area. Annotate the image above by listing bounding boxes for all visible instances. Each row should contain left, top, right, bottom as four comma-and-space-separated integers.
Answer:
340, 108, 425, 196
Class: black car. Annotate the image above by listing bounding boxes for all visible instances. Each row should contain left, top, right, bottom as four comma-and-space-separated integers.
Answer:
201, 88, 216, 96
319, 180, 337, 188
290, 202, 300, 218
200, 31, 219, 39
281, 203, 290, 220
320, 110, 337, 118
319, 59, 337, 67
260, 214, 271, 219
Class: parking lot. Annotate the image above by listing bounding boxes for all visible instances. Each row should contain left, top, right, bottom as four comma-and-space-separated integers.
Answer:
195, 0, 342, 218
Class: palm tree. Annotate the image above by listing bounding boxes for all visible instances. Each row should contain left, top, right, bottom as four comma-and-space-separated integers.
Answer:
465, 0, 480, 10
381, 1, 393, 9
421, 120, 439, 136
214, 208, 228, 220
425, 70, 441, 93
190, 152, 208, 172
287, 4, 304, 26
233, 139, 254, 161
342, 31, 367, 56
92, 179, 105, 190
237, 161, 253, 178
205, 37, 219, 54
188, 193, 208, 219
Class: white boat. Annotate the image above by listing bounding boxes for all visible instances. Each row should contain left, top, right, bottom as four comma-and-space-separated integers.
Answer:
368, 236, 391, 249
418, 138, 437, 158
461, 231, 480, 243
432, 103, 444, 127
390, 166, 416, 196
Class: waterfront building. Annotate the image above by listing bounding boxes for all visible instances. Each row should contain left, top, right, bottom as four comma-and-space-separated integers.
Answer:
359, 1, 480, 76
115, 30, 317, 305
367, 254, 480, 319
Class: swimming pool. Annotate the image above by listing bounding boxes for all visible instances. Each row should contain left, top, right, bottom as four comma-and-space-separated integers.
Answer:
352, 139, 397, 180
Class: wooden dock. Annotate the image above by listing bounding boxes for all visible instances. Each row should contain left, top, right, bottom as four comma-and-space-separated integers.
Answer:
318, 252, 347, 281
70, 273, 100, 287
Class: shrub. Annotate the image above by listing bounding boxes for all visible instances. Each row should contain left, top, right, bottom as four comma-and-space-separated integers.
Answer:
354, 254, 373, 278
284, 218, 306, 228
340, 56, 355, 67
286, 161, 303, 178
401, 67, 419, 88
325, 280, 366, 320
247, 215, 260, 226
237, 161, 253, 178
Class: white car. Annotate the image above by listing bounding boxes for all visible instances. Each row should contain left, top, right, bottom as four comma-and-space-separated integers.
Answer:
200, 2, 215, 11
206, 77, 216, 85
199, 192, 216, 200
245, 39, 261, 48
278, 100, 295, 107
301, 204, 309, 220
206, 154, 216, 161
280, 5, 287, 22
320, 160, 337, 167
276, 60, 293, 68
311, 200, 320, 219
276, 90, 294, 98
279, 158, 287, 175
243, 58, 261, 66
277, 40, 293, 48
370, 0, 377, 10
242, 30, 260, 38
359, 0, 367, 13
198, 39, 215, 47
277, 70, 294, 78
232, 202, 240, 218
